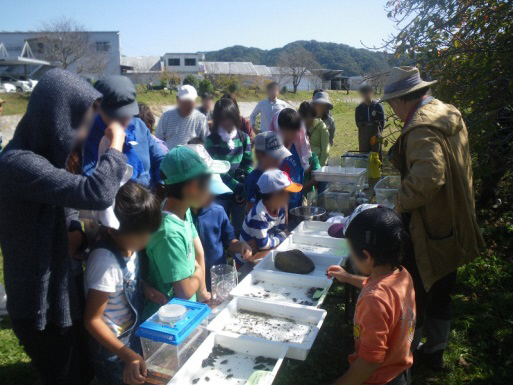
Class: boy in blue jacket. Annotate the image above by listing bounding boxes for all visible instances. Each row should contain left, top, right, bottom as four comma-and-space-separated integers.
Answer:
191, 173, 252, 290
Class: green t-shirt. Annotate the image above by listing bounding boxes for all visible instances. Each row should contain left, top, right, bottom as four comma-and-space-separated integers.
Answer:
144, 209, 198, 318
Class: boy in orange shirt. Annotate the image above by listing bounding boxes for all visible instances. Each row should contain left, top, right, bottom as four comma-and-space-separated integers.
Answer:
327, 204, 416, 385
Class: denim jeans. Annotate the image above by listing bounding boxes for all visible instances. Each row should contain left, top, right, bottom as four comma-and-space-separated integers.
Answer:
216, 196, 246, 238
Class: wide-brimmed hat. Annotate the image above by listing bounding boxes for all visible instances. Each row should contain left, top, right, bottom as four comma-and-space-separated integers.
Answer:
379, 66, 436, 103
312, 91, 333, 110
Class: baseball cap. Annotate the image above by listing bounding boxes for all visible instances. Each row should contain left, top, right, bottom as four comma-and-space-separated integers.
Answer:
254, 132, 292, 160
95, 75, 139, 118
210, 173, 232, 195
160, 145, 230, 185
328, 204, 380, 238
177, 85, 198, 101
257, 169, 303, 194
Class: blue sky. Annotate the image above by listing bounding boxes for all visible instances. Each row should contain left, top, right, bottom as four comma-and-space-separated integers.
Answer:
1, 0, 398, 56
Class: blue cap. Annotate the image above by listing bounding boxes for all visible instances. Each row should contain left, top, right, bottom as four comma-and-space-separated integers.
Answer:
210, 173, 232, 195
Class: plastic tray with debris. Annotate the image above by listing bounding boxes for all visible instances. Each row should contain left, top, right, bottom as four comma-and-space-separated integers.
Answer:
167, 333, 287, 385
230, 270, 332, 308
208, 297, 327, 360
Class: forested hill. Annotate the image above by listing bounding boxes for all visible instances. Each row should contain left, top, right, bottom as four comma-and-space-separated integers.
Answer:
204, 40, 389, 76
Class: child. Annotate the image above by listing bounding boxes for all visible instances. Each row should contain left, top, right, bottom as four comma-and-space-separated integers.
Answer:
298, 101, 330, 166
270, 108, 311, 211
84, 182, 161, 385
327, 204, 416, 385
238, 169, 302, 265
143, 145, 229, 318
205, 98, 253, 236
245, 131, 291, 212
192, 173, 252, 290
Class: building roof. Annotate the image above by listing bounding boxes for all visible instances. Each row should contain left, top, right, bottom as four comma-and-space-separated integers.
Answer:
254, 65, 272, 77
201, 61, 261, 76
120, 56, 161, 72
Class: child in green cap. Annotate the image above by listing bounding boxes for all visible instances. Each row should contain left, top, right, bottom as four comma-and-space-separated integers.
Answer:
143, 145, 230, 318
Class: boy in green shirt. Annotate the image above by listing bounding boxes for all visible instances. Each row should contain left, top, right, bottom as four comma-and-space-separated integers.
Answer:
143, 145, 230, 318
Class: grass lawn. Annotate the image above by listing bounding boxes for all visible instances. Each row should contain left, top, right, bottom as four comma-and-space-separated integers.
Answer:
1, 91, 512, 384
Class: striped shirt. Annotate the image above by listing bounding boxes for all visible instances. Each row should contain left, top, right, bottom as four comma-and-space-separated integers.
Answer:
205, 130, 253, 195
155, 107, 209, 149
85, 248, 138, 336
239, 200, 287, 263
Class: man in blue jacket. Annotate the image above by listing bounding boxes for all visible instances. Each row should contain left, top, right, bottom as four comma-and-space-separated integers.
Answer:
84, 76, 165, 188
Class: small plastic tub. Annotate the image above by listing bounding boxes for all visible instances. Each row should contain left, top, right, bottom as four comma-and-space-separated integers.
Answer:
374, 176, 401, 208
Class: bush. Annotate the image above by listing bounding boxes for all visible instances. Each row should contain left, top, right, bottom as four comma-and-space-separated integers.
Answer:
198, 78, 214, 96
183, 74, 199, 89
228, 81, 239, 93
281, 86, 287, 94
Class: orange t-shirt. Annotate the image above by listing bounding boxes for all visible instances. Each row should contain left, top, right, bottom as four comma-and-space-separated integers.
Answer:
348, 267, 416, 385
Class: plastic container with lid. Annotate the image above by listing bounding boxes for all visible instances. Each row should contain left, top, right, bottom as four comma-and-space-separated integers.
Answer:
136, 299, 211, 383
374, 176, 401, 208
310, 183, 358, 215
313, 166, 367, 189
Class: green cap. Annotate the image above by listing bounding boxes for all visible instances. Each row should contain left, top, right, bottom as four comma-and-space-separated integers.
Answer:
160, 145, 230, 185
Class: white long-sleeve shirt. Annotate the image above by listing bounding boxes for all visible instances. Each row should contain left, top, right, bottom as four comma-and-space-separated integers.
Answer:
250, 98, 287, 132
155, 108, 209, 149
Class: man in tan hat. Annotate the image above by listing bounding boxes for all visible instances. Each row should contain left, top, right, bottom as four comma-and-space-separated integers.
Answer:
381, 66, 484, 369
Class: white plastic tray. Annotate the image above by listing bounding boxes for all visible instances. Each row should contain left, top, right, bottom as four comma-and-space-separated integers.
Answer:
313, 166, 367, 185
253, 249, 344, 278
230, 270, 333, 308
207, 297, 327, 360
290, 220, 332, 238
277, 233, 349, 257
167, 333, 287, 385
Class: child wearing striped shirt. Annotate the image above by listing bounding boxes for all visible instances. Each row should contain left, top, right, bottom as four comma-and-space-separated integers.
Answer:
238, 169, 302, 265
206, 98, 253, 236
84, 182, 161, 385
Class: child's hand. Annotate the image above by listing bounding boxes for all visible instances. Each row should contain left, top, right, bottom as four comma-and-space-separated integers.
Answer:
239, 242, 253, 260
122, 352, 147, 385
247, 239, 259, 253
197, 288, 212, 303
105, 121, 126, 152
327, 265, 351, 283
142, 283, 168, 306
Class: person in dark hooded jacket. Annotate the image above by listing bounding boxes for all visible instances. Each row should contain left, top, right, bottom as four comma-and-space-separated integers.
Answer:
0, 68, 127, 385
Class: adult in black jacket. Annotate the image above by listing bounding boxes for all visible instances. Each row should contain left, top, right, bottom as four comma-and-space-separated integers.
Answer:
0, 69, 127, 385
355, 84, 385, 155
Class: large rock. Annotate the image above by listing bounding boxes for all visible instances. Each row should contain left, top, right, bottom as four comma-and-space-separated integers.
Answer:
275, 249, 315, 274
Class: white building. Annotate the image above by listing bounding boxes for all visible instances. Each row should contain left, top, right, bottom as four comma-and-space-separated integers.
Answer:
161, 52, 205, 81
0, 31, 121, 80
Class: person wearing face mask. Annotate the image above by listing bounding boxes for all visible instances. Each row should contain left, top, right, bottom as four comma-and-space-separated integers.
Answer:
83, 76, 166, 189
205, 98, 253, 237
0, 68, 127, 385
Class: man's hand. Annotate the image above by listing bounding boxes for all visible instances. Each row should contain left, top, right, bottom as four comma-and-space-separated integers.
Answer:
238, 242, 253, 260
141, 281, 168, 306
105, 121, 126, 152
327, 265, 351, 283
247, 239, 258, 253
122, 352, 147, 385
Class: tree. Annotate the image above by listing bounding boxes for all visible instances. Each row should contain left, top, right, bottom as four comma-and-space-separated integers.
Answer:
382, 0, 513, 207
182, 74, 199, 89
36, 17, 108, 75
198, 78, 214, 96
277, 46, 319, 93
160, 70, 180, 90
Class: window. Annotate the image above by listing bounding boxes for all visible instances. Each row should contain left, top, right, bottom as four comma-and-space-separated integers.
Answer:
36, 42, 45, 54
95, 41, 111, 52
184, 58, 196, 66
167, 58, 180, 66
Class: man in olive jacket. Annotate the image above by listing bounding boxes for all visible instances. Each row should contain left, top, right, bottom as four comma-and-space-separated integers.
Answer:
381, 67, 484, 369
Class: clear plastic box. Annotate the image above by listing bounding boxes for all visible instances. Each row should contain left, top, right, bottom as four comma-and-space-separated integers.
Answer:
374, 176, 401, 208
311, 183, 358, 215
136, 299, 211, 383
313, 166, 367, 189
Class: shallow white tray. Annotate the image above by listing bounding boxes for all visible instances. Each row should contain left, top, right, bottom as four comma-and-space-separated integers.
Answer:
253, 249, 344, 278
230, 270, 332, 308
207, 297, 327, 360
277, 234, 349, 257
290, 221, 332, 238
167, 333, 287, 385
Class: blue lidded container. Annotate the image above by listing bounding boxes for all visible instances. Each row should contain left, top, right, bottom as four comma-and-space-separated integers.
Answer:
136, 299, 211, 381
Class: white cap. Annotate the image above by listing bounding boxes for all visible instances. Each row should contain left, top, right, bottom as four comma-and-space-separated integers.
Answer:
177, 85, 198, 101
257, 169, 303, 194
